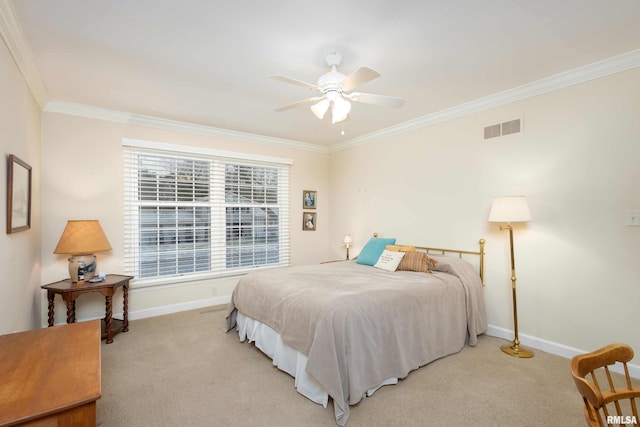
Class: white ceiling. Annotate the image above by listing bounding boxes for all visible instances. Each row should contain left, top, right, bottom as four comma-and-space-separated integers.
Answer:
8, 0, 640, 147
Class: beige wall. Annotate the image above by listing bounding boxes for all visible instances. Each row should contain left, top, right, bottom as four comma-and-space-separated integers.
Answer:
3, 22, 639, 361
40, 113, 331, 324
328, 68, 640, 356
0, 39, 41, 334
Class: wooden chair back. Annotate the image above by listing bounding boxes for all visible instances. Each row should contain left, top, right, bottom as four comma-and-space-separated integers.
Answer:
570, 343, 640, 426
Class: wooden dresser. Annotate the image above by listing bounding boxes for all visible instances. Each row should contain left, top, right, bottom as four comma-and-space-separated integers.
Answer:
0, 320, 101, 427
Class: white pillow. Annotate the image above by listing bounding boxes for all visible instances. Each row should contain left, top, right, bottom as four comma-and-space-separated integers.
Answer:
373, 249, 405, 272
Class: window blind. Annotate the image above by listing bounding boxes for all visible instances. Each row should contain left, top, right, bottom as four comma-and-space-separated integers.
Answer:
123, 142, 290, 286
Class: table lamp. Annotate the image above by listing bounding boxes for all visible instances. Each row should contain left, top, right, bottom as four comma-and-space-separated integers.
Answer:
343, 234, 353, 260
488, 196, 534, 358
53, 220, 112, 283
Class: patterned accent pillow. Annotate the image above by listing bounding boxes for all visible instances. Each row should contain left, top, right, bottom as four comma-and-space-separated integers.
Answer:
397, 251, 434, 273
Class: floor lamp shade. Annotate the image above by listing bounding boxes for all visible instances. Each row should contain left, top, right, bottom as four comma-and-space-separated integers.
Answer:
489, 196, 533, 358
53, 220, 112, 283
488, 196, 532, 223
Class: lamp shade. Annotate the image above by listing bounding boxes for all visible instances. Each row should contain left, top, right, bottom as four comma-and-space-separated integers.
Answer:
331, 97, 351, 124
53, 220, 112, 255
311, 99, 330, 119
343, 234, 353, 246
488, 196, 532, 223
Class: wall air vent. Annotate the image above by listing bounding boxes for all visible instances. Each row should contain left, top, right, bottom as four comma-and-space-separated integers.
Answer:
483, 118, 522, 140
483, 124, 501, 140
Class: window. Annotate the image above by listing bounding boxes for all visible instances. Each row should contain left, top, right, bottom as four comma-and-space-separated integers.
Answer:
123, 139, 290, 285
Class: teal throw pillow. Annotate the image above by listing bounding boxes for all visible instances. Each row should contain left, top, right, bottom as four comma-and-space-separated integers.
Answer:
356, 237, 397, 266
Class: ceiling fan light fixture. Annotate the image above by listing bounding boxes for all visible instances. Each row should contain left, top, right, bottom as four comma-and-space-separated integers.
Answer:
310, 99, 330, 119
272, 51, 404, 124
331, 97, 351, 124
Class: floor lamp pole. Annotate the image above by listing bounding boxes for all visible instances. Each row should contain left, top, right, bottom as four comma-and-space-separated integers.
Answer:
501, 224, 534, 358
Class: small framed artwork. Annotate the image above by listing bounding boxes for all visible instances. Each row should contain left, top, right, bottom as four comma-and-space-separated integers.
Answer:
303, 190, 316, 209
7, 154, 32, 234
303, 212, 317, 231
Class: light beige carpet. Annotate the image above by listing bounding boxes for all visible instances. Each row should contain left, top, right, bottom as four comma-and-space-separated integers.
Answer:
97, 307, 587, 427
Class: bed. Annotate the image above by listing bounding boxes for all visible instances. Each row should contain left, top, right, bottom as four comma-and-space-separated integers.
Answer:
224, 238, 487, 425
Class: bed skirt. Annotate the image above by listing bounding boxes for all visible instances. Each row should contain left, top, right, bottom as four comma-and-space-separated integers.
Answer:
235, 311, 398, 409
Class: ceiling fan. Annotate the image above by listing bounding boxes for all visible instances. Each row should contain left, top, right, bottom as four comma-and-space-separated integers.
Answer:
271, 52, 405, 124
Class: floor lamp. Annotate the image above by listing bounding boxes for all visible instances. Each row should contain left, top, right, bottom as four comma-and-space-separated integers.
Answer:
489, 196, 534, 358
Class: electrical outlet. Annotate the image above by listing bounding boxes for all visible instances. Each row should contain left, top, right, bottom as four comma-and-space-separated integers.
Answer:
626, 210, 640, 226
211, 286, 217, 295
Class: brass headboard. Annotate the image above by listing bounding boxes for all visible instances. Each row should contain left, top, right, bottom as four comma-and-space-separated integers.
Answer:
373, 233, 486, 286
415, 239, 486, 286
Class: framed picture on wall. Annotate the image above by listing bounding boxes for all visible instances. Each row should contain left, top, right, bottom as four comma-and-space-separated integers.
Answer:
6, 154, 32, 234
303, 190, 316, 209
303, 212, 316, 231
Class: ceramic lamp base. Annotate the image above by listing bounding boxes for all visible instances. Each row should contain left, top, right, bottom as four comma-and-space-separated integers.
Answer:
68, 254, 97, 283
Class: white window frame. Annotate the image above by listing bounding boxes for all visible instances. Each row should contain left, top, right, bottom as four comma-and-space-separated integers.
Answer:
123, 138, 292, 288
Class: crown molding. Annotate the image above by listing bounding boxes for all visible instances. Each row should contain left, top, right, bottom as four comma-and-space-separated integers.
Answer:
44, 100, 330, 154
0, 0, 49, 107
1, 1, 321, 153
330, 48, 640, 153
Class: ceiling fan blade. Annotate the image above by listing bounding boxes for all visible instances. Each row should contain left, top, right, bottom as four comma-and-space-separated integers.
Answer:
274, 97, 324, 112
347, 92, 405, 108
340, 67, 380, 92
270, 75, 321, 92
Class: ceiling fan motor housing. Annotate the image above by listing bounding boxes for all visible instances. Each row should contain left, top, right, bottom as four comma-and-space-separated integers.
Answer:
317, 51, 347, 95
317, 67, 346, 95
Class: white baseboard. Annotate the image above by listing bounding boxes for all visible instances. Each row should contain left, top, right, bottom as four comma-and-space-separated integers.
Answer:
127, 295, 231, 321
48, 295, 232, 328
487, 324, 640, 379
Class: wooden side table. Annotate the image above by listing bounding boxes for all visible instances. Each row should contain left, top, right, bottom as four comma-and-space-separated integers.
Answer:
0, 320, 101, 427
41, 274, 133, 344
